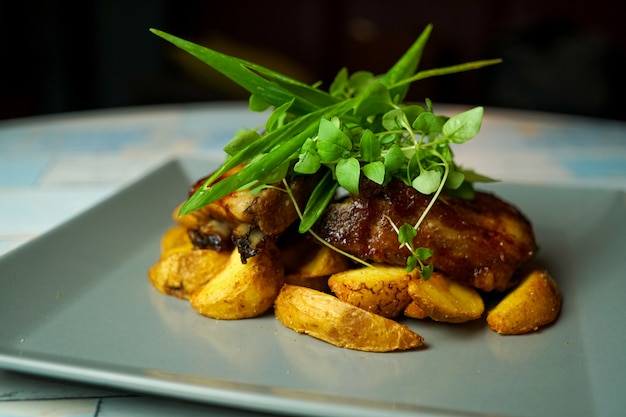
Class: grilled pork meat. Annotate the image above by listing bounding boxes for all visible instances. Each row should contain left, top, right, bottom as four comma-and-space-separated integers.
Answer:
314, 179, 536, 292
179, 169, 319, 262
180, 167, 535, 291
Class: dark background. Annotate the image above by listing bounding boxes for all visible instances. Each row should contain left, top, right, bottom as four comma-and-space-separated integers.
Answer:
2, 0, 625, 121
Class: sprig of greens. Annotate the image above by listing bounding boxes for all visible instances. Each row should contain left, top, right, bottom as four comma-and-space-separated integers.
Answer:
151, 25, 499, 277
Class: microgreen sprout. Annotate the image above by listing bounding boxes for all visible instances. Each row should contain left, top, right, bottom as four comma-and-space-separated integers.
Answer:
151, 25, 498, 277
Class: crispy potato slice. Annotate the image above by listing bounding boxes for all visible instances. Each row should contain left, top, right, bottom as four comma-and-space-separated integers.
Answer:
281, 239, 350, 278
487, 269, 561, 335
403, 301, 429, 319
280, 239, 349, 292
295, 245, 351, 278
408, 272, 484, 323
190, 244, 284, 320
160, 225, 194, 258
148, 249, 229, 299
328, 264, 414, 318
274, 284, 424, 352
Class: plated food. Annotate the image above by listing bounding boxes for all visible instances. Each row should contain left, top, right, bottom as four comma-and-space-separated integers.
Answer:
148, 25, 561, 352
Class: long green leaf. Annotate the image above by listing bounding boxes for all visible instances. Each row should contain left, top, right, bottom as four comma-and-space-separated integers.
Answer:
179, 99, 357, 215
151, 29, 334, 115
180, 114, 319, 215
185, 122, 318, 211
396, 59, 503, 87
211, 98, 354, 184
263, 73, 339, 111
380, 24, 432, 102
298, 169, 339, 233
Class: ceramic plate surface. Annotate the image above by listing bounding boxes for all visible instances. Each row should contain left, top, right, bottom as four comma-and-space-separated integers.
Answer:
1, 157, 624, 417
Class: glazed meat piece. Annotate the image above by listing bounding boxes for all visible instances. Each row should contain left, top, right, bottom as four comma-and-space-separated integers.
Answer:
314, 179, 536, 292
179, 168, 319, 261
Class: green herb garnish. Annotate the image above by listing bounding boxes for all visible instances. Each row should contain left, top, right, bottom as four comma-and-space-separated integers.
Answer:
151, 25, 499, 277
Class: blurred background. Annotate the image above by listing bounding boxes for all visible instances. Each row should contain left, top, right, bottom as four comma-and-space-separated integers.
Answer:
1, 0, 625, 121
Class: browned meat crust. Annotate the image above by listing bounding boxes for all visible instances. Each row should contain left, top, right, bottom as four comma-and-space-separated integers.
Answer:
314, 179, 536, 292
182, 169, 319, 261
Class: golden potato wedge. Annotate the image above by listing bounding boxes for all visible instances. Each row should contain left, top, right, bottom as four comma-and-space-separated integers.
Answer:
408, 272, 484, 323
284, 274, 330, 292
148, 249, 230, 299
487, 269, 561, 335
274, 284, 424, 352
280, 240, 348, 292
328, 264, 414, 318
190, 244, 284, 320
294, 245, 351, 278
160, 225, 194, 258
281, 239, 350, 277
403, 301, 429, 319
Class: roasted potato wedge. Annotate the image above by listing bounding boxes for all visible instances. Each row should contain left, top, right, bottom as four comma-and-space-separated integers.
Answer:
148, 249, 230, 299
328, 264, 414, 318
294, 245, 351, 278
487, 269, 561, 334
281, 240, 348, 292
408, 272, 484, 323
281, 239, 350, 277
190, 244, 284, 320
403, 301, 429, 319
159, 225, 194, 259
274, 284, 424, 352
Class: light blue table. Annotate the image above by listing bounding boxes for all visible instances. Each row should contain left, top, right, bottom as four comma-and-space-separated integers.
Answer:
0, 102, 625, 417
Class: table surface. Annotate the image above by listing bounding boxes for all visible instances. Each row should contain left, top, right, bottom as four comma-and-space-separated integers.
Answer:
0, 101, 625, 417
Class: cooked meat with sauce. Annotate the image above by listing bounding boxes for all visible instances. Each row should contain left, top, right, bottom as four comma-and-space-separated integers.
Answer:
177, 168, 319, 261
313, 179, 536, 292
179, 168, 536, 291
